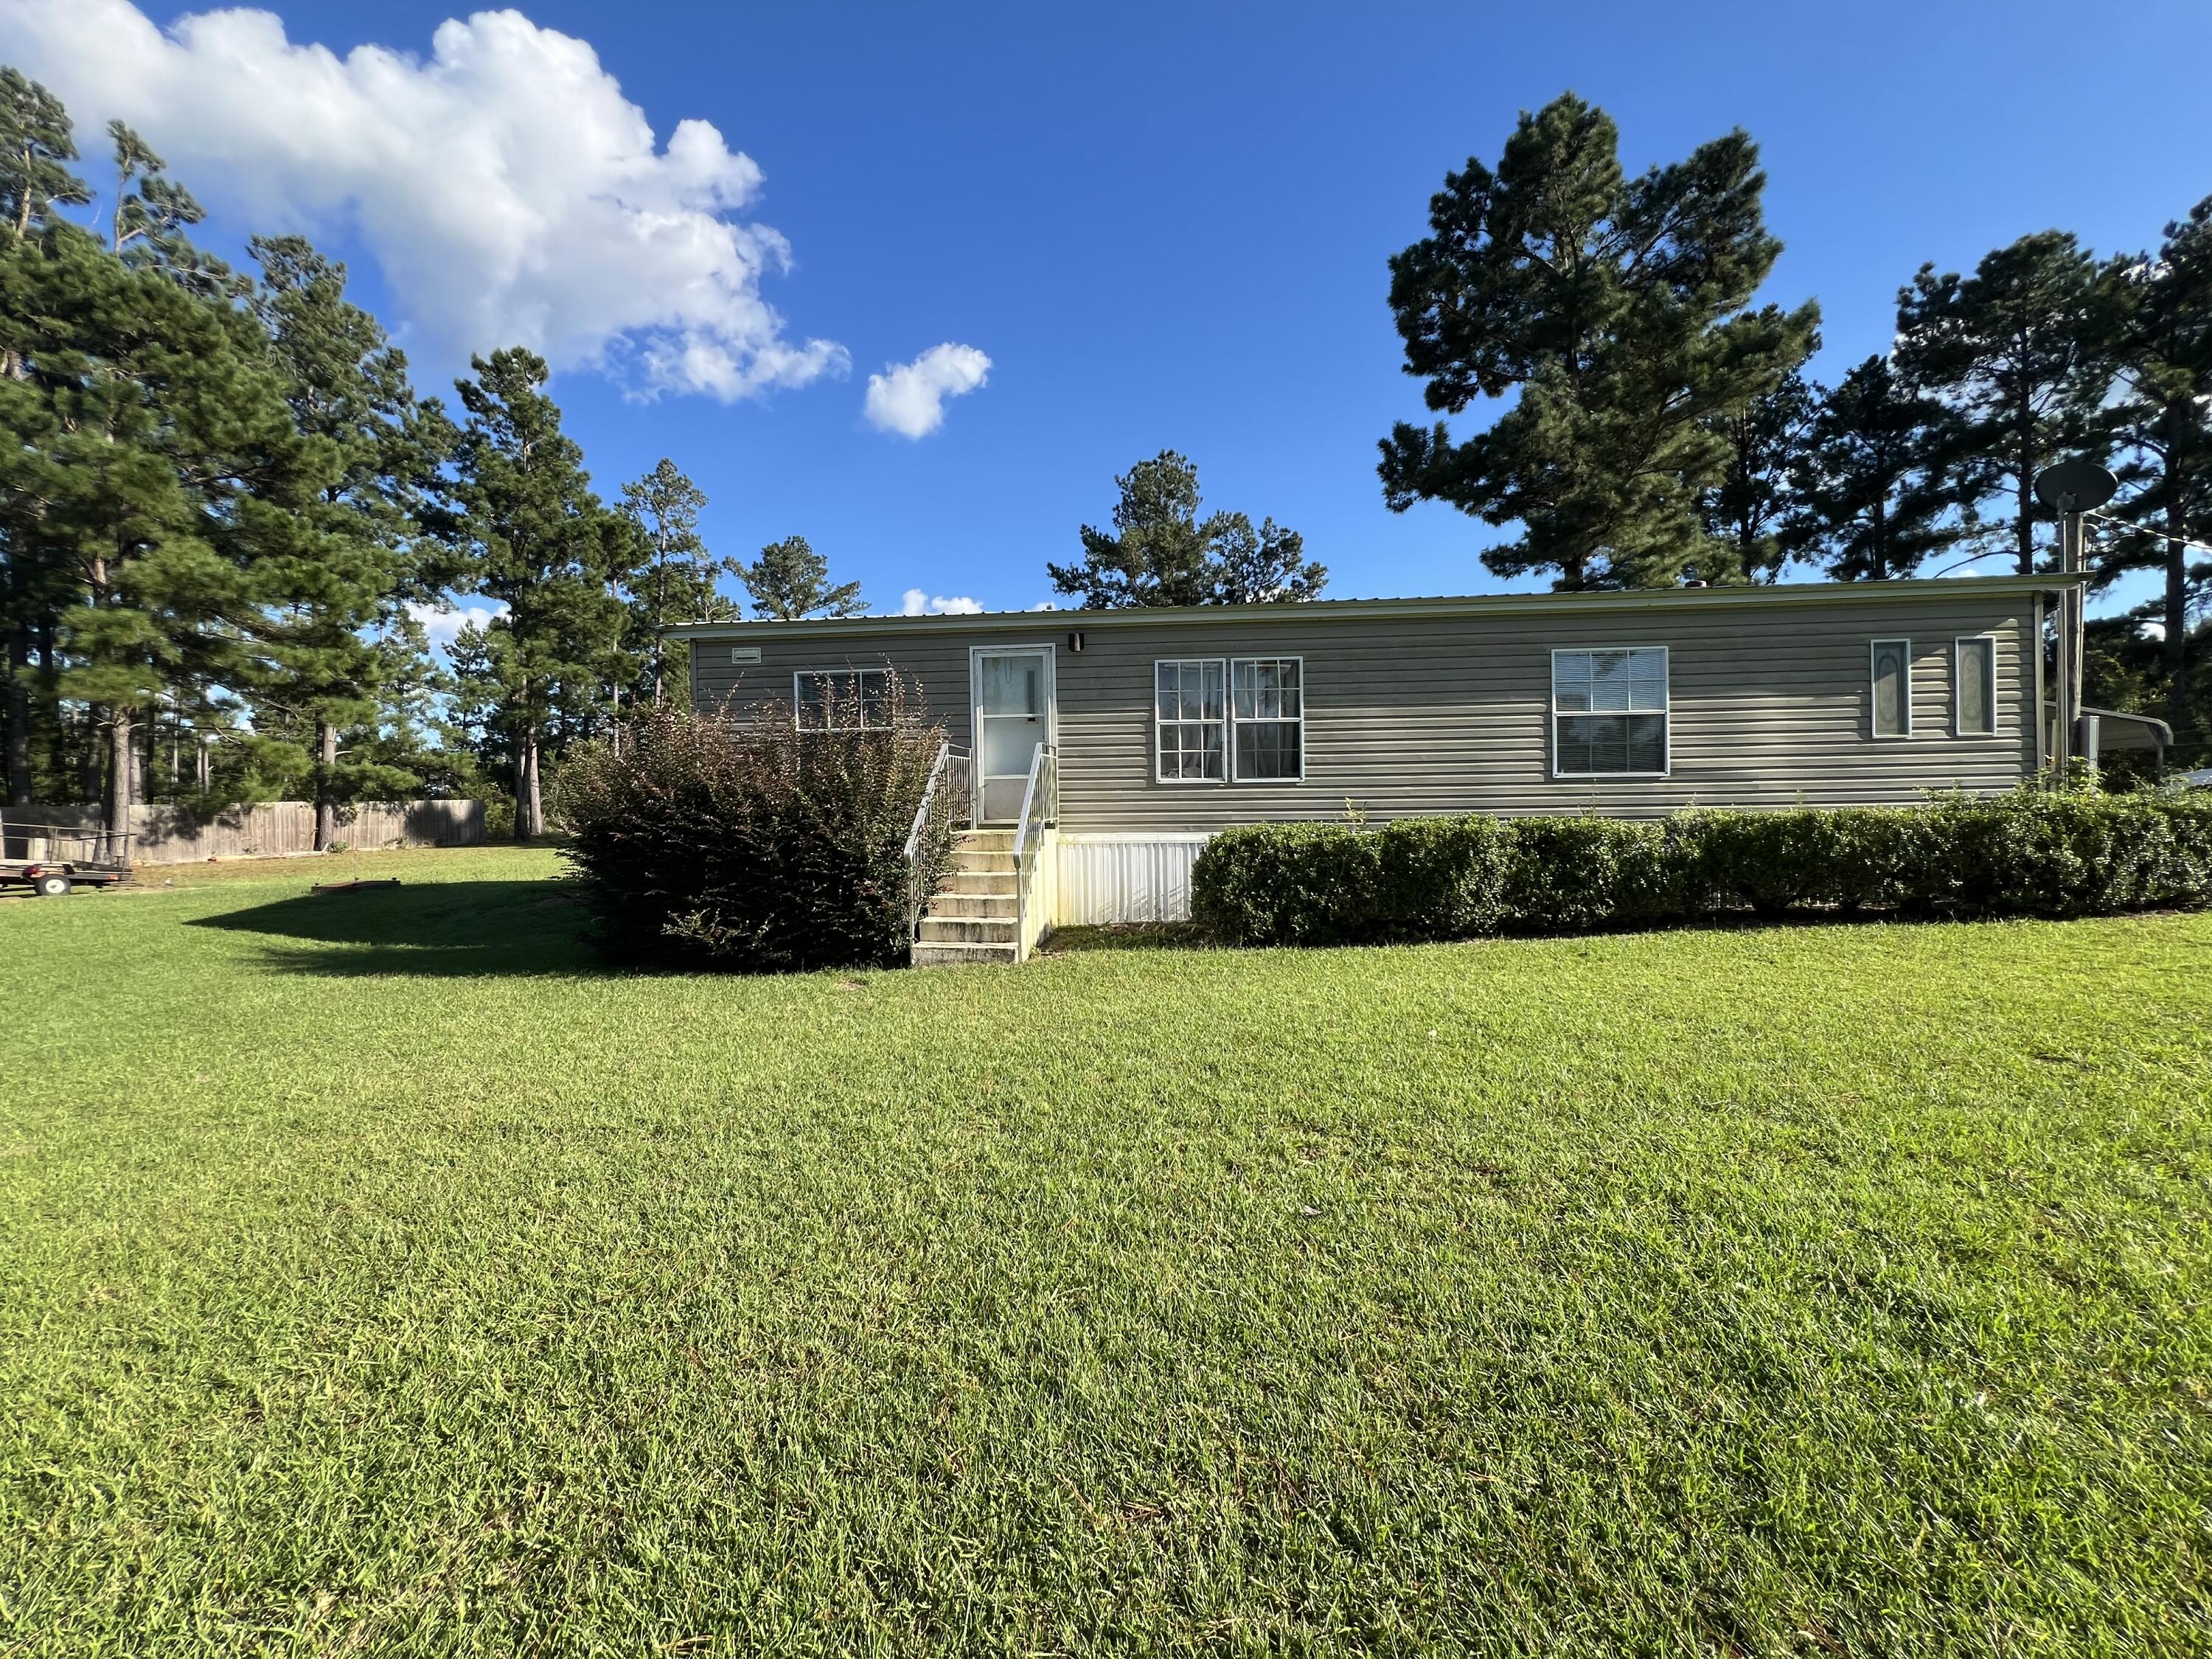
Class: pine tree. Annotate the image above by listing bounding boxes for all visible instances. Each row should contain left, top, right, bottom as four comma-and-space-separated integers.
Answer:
439, 348, 627, 840
0, 68, 89, 800
1697, 366, 1818, 583
737, 535, 863, 620
1211, 515, 1324, 605
0, 68, 88, 245
246, 234, 456, 847
105, 120, 236, 300
1378, 92, 1818, 588
1896, 231, 2112, 575
0, 220, 326, 844
2098, 198, 2212, 740
344, 611, 473, 800
619, 458, 734, 702
1045, 451, 1325, 608
1788, 356, 1964, 581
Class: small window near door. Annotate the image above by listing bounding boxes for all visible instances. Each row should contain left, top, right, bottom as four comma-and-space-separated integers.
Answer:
1871, 639, 1912, 739
1552, 647, 1669, 776
794, 667, 889, 731
1155, 659, 1225, 782
1954, 636, 1996, 737
1231, 658, 1304, 782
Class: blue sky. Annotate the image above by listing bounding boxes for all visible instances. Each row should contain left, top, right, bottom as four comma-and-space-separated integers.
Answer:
7, 0, 2210, 624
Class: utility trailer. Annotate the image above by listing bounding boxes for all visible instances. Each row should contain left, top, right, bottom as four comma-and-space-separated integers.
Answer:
0, 816, 133, 896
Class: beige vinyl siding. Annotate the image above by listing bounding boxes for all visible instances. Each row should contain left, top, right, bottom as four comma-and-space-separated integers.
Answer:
693, 636, 977, 738
687, 590, 2040, 832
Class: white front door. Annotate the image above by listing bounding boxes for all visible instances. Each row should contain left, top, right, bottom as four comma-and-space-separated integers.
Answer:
973, 646, 1054, 824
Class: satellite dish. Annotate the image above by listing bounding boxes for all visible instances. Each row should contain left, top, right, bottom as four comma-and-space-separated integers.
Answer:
2034, 459, 2117, 512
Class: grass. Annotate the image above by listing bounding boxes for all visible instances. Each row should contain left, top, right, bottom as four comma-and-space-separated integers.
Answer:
2, 844, 2208, 1655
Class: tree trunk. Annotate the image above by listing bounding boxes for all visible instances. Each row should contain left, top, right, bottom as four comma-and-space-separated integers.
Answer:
524, 730, 544, 839
4, 620, 31, 809
652, 558, 667, 706
2163, 406, 2189, 731
512, 736, 530, 843
107, 707, 133, 864
81, 705, 105, 804
314, 720, 338, 850
35, 616, 66, 792
2015, 439, 2036, 577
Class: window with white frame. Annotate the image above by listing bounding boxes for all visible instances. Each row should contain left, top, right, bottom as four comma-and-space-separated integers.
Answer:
1231, 658, 1304, 782
1155, 659, 1225, 782
794, 667, 890, 731
1552, 647, 1668, 776
1954, 636, 1996, 737
1870, 639, 1912, 739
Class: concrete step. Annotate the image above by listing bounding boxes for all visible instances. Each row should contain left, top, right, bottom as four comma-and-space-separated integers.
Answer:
925, 891, 1018, 920
945, 871, 1018, 897
956, 829, 1018, 851
918, 915, 1018, 945
913, 939, 1020, 967
953, 849, 1018, 874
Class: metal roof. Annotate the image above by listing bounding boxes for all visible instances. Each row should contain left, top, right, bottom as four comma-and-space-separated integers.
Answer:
665, 572, 2074, 643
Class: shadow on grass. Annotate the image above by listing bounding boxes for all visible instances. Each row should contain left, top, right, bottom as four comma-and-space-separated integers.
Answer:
190, 880, 613, 977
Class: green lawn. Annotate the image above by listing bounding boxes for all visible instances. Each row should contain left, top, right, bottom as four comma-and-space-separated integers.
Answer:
3, 845, 2208, 1655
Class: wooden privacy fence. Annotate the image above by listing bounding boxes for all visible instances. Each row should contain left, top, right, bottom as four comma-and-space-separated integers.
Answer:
2, 800, 484, 865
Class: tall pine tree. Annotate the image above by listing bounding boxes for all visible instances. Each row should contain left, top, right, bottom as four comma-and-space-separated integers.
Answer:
247, 234, 456, 847
1788, 355, 1964, 581
1, 67, 90, 802
0, 68, 87, 245
0, 220, 327, 842
1697, 366, 1818, 583
1045, 451, 1324, 608
1896, 231, 2110, 574
619, 457, 734, 703
1378, 92, 1818, 588
737, 535, 863, 620
439, 348, 627, 840
105, 120, 235, 301
2098, 198, 2212, 740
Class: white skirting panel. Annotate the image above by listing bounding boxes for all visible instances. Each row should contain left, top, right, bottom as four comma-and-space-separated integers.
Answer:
1051, 833, 1214, 925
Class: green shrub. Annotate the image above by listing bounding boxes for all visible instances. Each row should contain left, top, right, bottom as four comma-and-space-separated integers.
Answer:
560, 681, 953, 972
1189, 823, 1384, 947
1192, 790, 2212, 947
1375, 815, 1511, 939
1685, 807, 1921, 916
1500, 816, 1686, 932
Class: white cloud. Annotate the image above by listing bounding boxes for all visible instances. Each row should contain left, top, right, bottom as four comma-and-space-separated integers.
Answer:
864, 343, 991, 438
899, 588, 983, 616
0, 1, 846, 399
406, 599, 504, 646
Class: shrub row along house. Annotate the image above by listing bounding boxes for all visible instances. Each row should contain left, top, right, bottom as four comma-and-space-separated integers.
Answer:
673, 574, 2152, 959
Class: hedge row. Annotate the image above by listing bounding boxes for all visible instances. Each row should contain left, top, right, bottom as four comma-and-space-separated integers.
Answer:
1189, 790, 2212, 947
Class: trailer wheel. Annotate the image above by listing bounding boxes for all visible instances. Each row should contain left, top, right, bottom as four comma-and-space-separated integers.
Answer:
33, 873, 71, 897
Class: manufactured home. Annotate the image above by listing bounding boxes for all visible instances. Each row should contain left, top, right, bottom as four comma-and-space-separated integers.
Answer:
673, 574, 2069, 959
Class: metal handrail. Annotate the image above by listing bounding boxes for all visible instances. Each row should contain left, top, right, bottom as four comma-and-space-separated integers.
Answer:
1011, 743, 1057, 962
903, 741, 952, 866
902, 742, 969, 953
